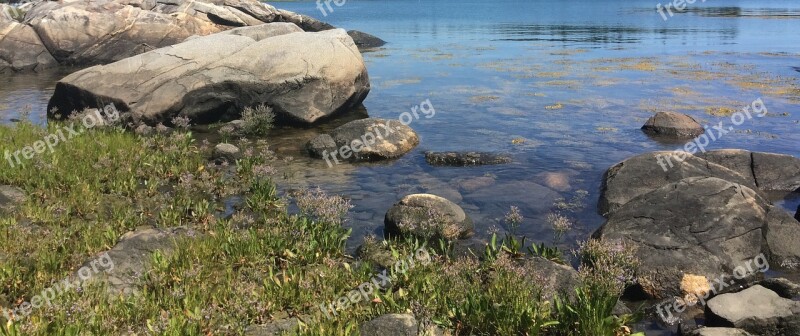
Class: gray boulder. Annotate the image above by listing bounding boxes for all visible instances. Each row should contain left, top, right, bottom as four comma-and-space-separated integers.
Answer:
764, 206, 800, 269
312, 118, 418, 162
698, 149, 800, 192
759, 278, 800, 299
213, 143, 241, 163
360, 314, 418, 336
47, 27, 370, 125
424, 151, 511, 167
521, 257, 580, 299
706, 285, 800, 336
595, 177, 768, 299
599, 151, 757, 217
385, 194, 473, 241
641, 111, 705, 137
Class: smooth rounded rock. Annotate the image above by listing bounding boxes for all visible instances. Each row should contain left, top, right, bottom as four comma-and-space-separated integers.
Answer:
385, 194, 472, 241
641, 111, 705, 137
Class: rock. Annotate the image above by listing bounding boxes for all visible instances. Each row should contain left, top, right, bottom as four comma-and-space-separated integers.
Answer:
322, 119, 419, 162
641, 111, 704, 137
0, 185, 25, 213
685, 327, 754, 336
706, 285, 800, 336
347, 30, 386, 49
424, 151, 511, 167
47, 27, 370, 125
795, 204, 800, 222
595, 177, 768, 299
599, 151, 758, 217
752, 152, 800, 192
244, 318, 299, 335
87, 227, 193, 294
0, 19, 58, 73
698, 149, 800, 192
360, 314, 418, 336
451, 175, 495, 193
384, 194, 473, 241
216, 22, 303, 41
764, 206, 800, 269
214, 143, 241, 162
306, 134, 338, 159
613, 300, 632, 316
274, 9, 336, 32
521, 257, 580, 299
535, 171, 572, 192
759, 278, 800, 299
463, 181, 560, 216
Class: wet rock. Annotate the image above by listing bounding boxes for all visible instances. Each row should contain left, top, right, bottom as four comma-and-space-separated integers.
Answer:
796, 204, 800, 222
48, 27, 370, 125
451, 175, 495, 193
0, 19, 58, 73
0, 185, 25, 213
685, 327, 754, 336
306, 134, 338, 158
641, 111, 704, 137
535, 171, 573, 192
317, 119, 418, 162
706, 285, 800, 336
595, 177, 768, 299
464, 181, 560, 216
424, 151, 511, 166
384, 194, 473, 241
213, 143, 241, 162
758, 278, 800, 299
599, 151, 757, 217
360, 314, 418, 336
347, 30, 386, 49
698, 149, 800, 192
764, 206, 800, 269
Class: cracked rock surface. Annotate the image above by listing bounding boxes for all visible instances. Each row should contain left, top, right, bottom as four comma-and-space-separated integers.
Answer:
47, 26, 370, 124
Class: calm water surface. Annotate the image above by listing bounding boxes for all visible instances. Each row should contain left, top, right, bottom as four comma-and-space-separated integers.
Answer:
1, 2, 799, 328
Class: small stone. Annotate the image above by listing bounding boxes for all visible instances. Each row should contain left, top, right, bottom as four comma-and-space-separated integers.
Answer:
214, 143, 240, 162
384, 194, 473, 241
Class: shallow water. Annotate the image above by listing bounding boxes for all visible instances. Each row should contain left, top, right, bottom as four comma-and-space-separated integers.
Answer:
1, 1, 799, 329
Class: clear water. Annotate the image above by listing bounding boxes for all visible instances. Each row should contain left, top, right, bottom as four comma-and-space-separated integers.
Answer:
1, 1, 799, 331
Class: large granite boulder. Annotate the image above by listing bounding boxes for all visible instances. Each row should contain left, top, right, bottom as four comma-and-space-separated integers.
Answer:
47, 27, 370, 125
594, 177, 769, 299
598, 151, 756, 216
0, 18, 57, 72
706, 285, 800, 336
764, 206, 800, 269
641, 111, 704, 137
308, 119, 418, 162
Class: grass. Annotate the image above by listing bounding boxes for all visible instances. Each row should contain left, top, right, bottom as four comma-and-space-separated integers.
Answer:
0, 118, 642, 335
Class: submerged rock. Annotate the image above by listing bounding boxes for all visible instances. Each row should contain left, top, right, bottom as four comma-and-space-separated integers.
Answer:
685, 328, 754, 336
706, 285, 800, 336
308, 119, 418, 163
384, 194, 473, 241
641, 111, 705, 137
47, 27, 370, 125
424, 151, 511, 167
